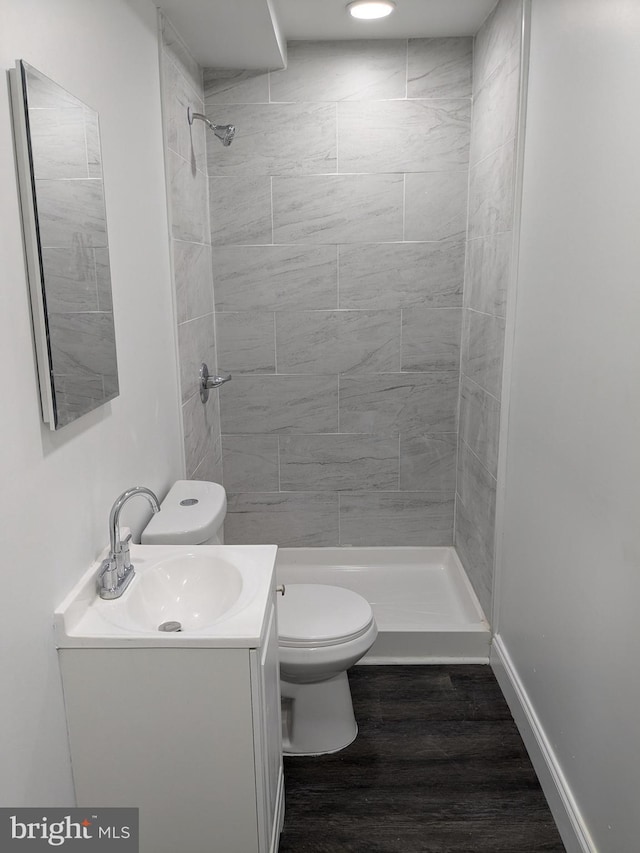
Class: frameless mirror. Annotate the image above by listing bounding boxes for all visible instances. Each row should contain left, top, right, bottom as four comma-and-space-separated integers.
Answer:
10, 60, 119, 430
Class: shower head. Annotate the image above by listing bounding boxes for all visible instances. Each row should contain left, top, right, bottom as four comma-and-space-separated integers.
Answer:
212, 123, 236, 146
187, 107, 236, 146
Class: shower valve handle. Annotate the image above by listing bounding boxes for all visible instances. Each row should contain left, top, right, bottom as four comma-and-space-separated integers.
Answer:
199, 363, 232, 402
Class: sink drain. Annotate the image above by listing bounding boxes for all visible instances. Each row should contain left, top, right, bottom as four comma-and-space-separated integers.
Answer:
158, 620, 182, 632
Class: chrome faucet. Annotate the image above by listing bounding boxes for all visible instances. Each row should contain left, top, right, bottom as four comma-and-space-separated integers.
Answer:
98, 486, 161, 600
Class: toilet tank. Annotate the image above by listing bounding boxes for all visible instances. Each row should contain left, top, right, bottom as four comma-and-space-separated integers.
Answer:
141, 480, 226, 545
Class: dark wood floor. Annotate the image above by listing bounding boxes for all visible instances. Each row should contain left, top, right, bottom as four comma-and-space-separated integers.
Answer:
278, 665, 565, 853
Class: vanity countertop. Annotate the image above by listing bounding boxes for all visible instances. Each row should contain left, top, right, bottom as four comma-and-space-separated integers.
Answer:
54, 543, 277, 649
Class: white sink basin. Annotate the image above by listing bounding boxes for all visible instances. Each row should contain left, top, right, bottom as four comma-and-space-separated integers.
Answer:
55, 543, 277, 648
109, 553, 244, 633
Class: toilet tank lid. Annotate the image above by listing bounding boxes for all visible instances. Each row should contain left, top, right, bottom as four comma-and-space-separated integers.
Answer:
141, 480, 226, 545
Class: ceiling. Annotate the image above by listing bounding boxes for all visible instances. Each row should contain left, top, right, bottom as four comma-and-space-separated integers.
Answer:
158, 0, 498, 69
277, 0, 498, 40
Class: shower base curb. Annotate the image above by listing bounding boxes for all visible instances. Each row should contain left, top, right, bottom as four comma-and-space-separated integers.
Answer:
276, 546, 491, 664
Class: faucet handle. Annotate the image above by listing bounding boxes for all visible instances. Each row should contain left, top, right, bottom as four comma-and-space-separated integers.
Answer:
114, 533, 133, 577
122, 533, 133, 572
98, 556, 118, 595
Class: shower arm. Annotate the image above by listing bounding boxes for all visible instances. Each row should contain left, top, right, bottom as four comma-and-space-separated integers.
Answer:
187, 106, 215, 132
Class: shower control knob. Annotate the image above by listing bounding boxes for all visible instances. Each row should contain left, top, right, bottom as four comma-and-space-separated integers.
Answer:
199, 363, 232, 402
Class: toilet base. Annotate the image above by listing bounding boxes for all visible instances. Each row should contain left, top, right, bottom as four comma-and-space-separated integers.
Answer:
280, 671, 358, 755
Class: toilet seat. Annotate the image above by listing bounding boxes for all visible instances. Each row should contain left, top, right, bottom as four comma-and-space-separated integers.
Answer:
278, 584, 375, 648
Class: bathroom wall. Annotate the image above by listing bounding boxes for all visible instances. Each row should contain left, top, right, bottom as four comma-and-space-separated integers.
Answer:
455, 0, 524, 617
205, 40, 472, 547
493, 0, 640, 848
0, 0, 182, 804
159, 14, 223, 481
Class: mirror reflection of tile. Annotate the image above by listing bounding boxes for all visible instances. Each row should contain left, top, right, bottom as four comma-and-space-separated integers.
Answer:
18, 61, 119, 428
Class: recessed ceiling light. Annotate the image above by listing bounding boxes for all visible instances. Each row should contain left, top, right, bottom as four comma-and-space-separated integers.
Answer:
347, 1, 396, 20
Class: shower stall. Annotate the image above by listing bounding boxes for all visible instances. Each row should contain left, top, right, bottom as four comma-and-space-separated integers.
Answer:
159, 0, 525, 660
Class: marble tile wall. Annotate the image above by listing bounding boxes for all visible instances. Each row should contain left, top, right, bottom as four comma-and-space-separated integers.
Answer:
455, 0, 524, 617
205, 39, 472, 546
160, 14, 222, 481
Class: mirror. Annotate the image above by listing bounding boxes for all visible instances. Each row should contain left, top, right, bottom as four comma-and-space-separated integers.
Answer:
10, 60, 119, 430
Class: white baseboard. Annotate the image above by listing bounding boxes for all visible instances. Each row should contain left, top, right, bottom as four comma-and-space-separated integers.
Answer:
491, 636, 597, 853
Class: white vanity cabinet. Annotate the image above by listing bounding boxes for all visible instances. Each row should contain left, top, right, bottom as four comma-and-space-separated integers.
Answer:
251, 600, 284, 851
58, 591, 284, 853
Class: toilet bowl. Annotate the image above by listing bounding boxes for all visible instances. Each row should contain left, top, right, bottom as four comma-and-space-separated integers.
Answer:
278, 584, 377, 755
141, 481, 378, 756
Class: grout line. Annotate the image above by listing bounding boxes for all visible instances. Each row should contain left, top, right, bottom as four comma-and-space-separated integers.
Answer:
454, 68, 476, 541
247, 96, 476, 104
336, 245, 340, 309
470, 135, 517, 173
475, 36, 520, 96
218, 371, 462, 378
335, 102, 339, 174
215, 307, 463, 314
467, 229, 514, 242
453, 360, 463, 545
461, 437, 498, 485
473, 43, 520, 104
402, 173, 407, 241
270, 176, 274, 244
405, 39, 409, 100
82, 108, 90, 181
209, 239, 469, 249
92, 248, 100, 308
277, 435, 281, 492
462, 371, 503, 405
36, 176, 111, 183
179, 305, 216, 325
466, 305, 508, 320
273, 311, 278, 374
203, 170, 469, 179
201, 167, 469, 178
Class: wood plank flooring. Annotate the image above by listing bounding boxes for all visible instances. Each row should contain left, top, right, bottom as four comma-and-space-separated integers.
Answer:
278, 665, 565, 853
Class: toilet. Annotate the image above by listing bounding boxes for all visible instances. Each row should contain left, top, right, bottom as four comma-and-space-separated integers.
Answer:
141, 480, 378, 756
278, 584, 377, 755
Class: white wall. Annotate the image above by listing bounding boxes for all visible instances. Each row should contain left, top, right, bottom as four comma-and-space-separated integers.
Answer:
494, 1, 640, 849
0, 0, 183, 804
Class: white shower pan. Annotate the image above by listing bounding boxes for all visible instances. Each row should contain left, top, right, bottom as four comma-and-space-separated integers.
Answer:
276, 547, 490, 663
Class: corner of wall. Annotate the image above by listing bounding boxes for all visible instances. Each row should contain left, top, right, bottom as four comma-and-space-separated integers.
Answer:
455, 0, 527, 624
158, 13, 223, 485
490, 0, 531, 636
